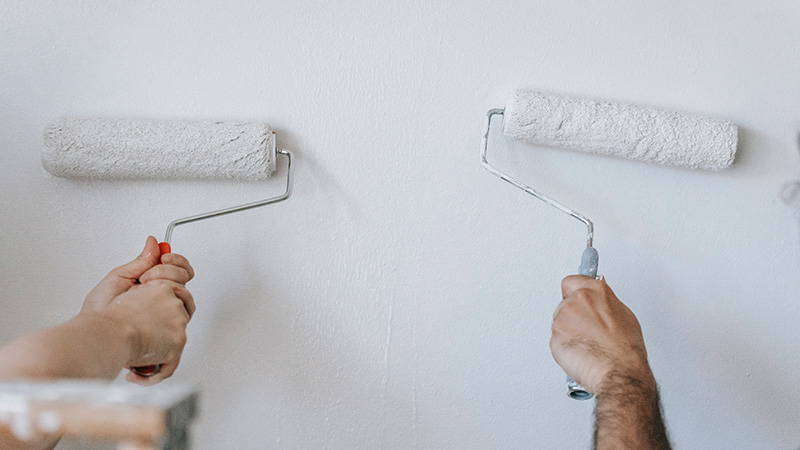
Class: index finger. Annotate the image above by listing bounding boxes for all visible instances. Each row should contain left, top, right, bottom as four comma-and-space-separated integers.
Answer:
552, 299, 568, 321
160, 253, 195, 281
170, 283, 196, 318
148, 280, 196, 318
561, 275, 603, 299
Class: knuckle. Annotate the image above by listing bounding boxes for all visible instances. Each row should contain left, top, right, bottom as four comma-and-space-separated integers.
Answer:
571, 288, 593, 302
151, 282, 174, 295
558, 301, 577, 316
140, 268, 158, 282
179, 334, 187, 346
171, 299, 185, 311
154, 281, 171, 291
159, 266, 181, 281
589, 279, 606, 291
175, 268, 189, 281
549, 336, 562, 353
563, 274, 584, 283
173, 331, 187, 347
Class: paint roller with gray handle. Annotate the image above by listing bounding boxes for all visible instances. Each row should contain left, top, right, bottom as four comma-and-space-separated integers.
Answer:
42, 118, 294, 378
503, 90, 738, 171
481, 90, 737, 400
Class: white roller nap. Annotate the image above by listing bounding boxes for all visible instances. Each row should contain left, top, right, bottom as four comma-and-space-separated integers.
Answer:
43, 118, 276, 180
503, 90, 738, 170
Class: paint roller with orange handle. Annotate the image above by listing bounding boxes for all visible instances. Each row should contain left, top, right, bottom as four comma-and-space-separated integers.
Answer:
41, 119, 294, 379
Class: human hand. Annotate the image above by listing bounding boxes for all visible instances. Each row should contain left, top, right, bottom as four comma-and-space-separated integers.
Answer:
83, 236, 195, 308
80, 236, 196, 384
550, 275, 654, 394
130, 242, 195, 382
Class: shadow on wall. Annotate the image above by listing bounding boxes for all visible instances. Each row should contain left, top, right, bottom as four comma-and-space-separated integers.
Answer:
275, 126, 368, 223
782, 133, 800, 250
781, 134, 800, 199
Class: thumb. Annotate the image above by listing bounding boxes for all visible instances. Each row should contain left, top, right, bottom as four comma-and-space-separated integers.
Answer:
92, 236, 161, 299
116, 236, 161, 280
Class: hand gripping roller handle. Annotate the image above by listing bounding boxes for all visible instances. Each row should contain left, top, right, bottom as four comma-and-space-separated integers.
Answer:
565, 247, 599, 400
482, 108, 596, 400
130, 147, 293, 378
129, 241, 173, 378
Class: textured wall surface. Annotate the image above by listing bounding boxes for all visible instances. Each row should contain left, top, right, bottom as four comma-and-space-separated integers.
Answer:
2, 1, 799, 449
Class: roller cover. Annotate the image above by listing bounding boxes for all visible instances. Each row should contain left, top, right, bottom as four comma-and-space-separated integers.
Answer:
503, 90, 738, 170
43, 118, 276, 180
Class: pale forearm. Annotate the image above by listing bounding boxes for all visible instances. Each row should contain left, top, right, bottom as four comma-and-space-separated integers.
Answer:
0, 315, 133, 449
0, 430, 57, 450
0, 237, 194, 449
594, 370, 670, 450
0, 314, 133, 380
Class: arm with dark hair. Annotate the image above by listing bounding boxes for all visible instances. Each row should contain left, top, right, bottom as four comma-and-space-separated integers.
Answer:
594, 370, 670, 450
551, 275, 671, 450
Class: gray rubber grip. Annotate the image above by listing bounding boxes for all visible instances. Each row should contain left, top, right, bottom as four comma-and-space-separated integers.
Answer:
578, 246, 599, 278
566, 247, 599, 400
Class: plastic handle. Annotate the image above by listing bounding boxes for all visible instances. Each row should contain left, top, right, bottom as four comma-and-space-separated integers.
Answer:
565, 247, 599, 400
578, 246, 598, 279
130, 241, 171, 378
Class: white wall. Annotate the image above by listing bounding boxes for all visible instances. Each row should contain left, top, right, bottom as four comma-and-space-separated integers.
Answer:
2, 1, 799, 448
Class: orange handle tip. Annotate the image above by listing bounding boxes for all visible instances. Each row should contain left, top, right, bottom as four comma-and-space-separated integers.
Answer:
158, 242, 172, 255
131, 364, 160, 377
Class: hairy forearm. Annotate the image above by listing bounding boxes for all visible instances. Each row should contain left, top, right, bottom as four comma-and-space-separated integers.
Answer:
0, 314, 132, 380
594, 370, 671, 450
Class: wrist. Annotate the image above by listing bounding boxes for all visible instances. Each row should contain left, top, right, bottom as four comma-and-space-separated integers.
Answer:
72, 312, 138, 367
596, 365, 657, 398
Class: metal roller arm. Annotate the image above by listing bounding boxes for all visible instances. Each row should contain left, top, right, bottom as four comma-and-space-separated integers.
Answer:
163, 148, 293, 244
